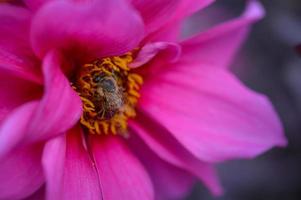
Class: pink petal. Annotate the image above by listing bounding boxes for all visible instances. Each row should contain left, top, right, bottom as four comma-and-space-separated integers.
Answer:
150, 164, 194, 200
0, 50, 42, 84
31, 0, 144, 60
42, 127, 102, 200
0, 101, 39, 158
0, 51, 81, 156
180, 0, 265, 68
0, 4, 41, 83
27, 51, 82, 142
130, 42, 181, 68
24, 0, 51, 10
0, 144, 44, 200
90, 135, 154, 200
149, 162, 194, 200
129, 115, 222, 195
128, 134, 197, 200
130, 0, 179, 34
42, 135, 66, 200
0, 5, 42, 126
171, 0, 214, 21
145, 20, 182, 42
0, 70, 41, 123
131, 0, 213, 35
24, 186, 45, 200
139, 63, 287, 163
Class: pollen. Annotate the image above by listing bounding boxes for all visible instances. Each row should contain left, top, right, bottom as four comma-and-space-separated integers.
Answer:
72, 53, 143, 135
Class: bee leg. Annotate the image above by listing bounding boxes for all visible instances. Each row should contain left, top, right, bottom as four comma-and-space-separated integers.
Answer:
98, 108, 105, 119
99, 102, 106, 119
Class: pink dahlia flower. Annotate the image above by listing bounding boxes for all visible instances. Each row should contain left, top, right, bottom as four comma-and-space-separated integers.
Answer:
0, 0, 287, 199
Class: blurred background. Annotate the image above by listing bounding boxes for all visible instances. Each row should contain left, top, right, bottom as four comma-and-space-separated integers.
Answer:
184, 0, 301, 200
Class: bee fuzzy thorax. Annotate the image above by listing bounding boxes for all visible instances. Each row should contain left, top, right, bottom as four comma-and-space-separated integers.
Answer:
72, 53, 143, 135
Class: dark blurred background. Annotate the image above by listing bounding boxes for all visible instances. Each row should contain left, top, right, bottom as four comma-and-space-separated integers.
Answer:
185, 0, 301, 200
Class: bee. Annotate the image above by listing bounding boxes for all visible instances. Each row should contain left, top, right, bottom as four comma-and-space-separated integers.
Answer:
93, 74, 124, 119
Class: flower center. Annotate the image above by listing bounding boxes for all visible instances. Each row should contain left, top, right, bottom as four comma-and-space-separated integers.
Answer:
72, 53, 143, 135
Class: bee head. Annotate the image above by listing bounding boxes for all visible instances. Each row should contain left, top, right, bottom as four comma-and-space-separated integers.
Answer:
94, 74, 117, 93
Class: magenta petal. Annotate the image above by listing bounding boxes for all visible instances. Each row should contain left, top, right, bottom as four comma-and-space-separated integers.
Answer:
139, 64, 287, 163
172, 0, 214, 20
0, 4, 42, 125
129, 116, 222, 195
27, 51, 82, 142
130, 42, 181, 68
24, 186, 45, 200
147, 161, 195, 200
0, 4, 41, 83
31, 0, 144, 59
24, 0, 51, 10
0, 70, 41, 124
0, 144, 44, 200
131, 0, 179, 34
42, 135, 66, 200
0, 50, 42, 84
181, 0, 265, 68
150, 164, 194, 200
42, 127, 102, 200
90, 136, 154, 200
0, 101, 39, 158
0, 4, 31, 59
0, 51, 80, 156
128, 135, 196, 200
145, 20, 182, 42
132, 0, 213, 36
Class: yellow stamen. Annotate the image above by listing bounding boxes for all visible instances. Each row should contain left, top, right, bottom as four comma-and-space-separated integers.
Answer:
73, 52, 143, 136
128, 73, 143, 84
128, 89, 140, 98
94, 121, 100, 134
80, 97, 95, 108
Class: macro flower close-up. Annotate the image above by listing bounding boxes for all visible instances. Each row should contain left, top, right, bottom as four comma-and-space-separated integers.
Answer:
0, 0, 290, 200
